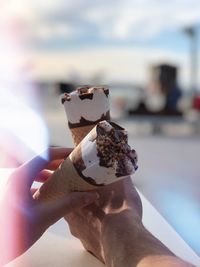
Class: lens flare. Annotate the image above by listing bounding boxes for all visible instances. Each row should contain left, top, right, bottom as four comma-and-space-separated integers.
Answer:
0, 4, 49, 265
0, 89, 49, 161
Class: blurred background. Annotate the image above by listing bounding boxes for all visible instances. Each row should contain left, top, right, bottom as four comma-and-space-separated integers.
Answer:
0, 0, 200, 256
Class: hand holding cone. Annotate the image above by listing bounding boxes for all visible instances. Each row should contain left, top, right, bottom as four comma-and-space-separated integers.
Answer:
34, 121, 138, 202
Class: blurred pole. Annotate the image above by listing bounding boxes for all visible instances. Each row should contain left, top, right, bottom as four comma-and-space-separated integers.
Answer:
183, 26, 198, 97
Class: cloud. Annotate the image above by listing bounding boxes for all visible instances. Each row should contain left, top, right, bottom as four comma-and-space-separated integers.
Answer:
27, 0, 200, 43
86, 0, 200, 40
34, 23, 73, 40
2, 0, 200, 44
2, 0, 200, 88
38, 0, 200, 41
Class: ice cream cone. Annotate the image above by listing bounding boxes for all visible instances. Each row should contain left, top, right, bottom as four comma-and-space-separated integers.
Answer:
70, 124, 95, 146
34, 121, 138, 202
61, 86, 110, 145
34, 156, 96, 202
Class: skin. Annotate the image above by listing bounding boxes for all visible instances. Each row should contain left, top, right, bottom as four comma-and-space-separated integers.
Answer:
64, 176, 195, 267
0, 147, 98, 266
1, 146, 194, 267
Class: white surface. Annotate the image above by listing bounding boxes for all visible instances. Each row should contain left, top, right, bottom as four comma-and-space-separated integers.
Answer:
5, 233, 104, 267
139, 191, 200, 266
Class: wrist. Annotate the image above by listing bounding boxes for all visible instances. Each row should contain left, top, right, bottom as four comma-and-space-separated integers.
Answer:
101, 210, 142, 267
101, 210, 174, 267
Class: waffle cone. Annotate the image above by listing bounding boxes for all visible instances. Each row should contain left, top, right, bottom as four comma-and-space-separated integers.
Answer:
70, 124, 96, 146
34, 157, 96, 202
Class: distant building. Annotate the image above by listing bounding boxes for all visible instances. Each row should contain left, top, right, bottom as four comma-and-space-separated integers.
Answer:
58, 82, 76, 94
150, 63, 182, 112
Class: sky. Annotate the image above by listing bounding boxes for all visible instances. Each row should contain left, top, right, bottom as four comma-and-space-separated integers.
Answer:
1, 0, 200, 89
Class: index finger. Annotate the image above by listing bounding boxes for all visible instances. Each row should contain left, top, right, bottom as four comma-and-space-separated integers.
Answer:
10, 149, 49, 190
49, 147, 73, 161
10, 147, 73, 189
46, 147, 73, 170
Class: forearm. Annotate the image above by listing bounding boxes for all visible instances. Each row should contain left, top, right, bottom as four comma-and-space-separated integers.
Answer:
101, 210, 193, 267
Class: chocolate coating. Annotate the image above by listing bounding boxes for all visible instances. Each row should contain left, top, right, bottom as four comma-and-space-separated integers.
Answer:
68, 111, 110, 128
79, 93, 94, 100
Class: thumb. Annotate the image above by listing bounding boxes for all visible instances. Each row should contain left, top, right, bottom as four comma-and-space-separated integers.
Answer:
41, 192, 98, 226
